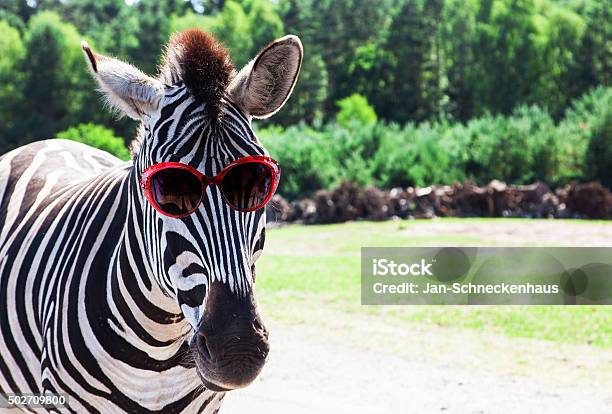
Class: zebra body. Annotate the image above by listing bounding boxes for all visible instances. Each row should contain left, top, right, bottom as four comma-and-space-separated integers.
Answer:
0, 30, 302, 413
1, 139, 221, 412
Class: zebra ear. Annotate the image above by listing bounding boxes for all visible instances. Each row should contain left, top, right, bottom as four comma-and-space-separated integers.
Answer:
81, 41, 163, 120
228, 35, 303, 119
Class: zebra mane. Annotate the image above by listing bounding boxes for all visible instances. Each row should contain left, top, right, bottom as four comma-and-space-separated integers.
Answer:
158, 29, 235, 120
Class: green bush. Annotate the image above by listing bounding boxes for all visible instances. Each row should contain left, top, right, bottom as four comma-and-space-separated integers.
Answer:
57, 123, 130, 161
335, 94, 377, 128
464, 106, 559, 185
557, 86, 612, 184
259, 87, 612, 200
321, 122, 379, 187
585, 106, 612, 187
371, 122, 465, 188
260, 121, 464, 198
259, 125, 338, 200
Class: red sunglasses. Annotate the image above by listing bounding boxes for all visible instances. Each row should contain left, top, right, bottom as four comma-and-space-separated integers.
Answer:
140, 156, 280, 218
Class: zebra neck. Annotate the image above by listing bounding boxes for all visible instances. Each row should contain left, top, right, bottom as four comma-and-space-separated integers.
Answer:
103, 173, 190, 360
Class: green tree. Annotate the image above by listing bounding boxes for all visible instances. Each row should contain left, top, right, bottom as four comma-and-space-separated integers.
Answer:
347, 41, 395, 123
384, 0, 430, 122
170, 11, 212, 34
194, 0, 226, 14
128, 0, 173, 74
529, 2, 585, 118
421, 0, 446, 119
242, 0, 283, 55
472, 0, 541, 115
281, 0, 394, 118
566, 1, 611, 104
12, 12, 91, 149
48, 0, 140, 140
558, 86, 612, 184
0, 21, 25, 153
49, 0, 140, 59
442, 0, 477, 121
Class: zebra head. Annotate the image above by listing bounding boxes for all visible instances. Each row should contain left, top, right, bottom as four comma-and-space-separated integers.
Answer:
82, 30, 302, 391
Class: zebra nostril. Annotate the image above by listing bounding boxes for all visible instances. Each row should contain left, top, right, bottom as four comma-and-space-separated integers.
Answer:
197, 333, 212, 361
252, 318, 266, 333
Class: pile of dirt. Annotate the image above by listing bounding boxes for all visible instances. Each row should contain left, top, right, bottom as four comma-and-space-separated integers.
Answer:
266, 181, 612, 224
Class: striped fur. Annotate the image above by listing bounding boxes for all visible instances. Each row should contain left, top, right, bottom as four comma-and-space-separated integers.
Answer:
0, 30, 302, 413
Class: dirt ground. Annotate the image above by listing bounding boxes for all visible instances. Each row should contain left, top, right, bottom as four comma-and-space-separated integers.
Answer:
222, 220, 612, 414
222, 318, 612, 414
404, 219, 612, 246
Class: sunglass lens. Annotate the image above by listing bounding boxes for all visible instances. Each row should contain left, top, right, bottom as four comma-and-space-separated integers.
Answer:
150, 169, 202, 216
221, 163, 273, 211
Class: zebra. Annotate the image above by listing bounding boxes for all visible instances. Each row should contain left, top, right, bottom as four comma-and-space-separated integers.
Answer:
0, 29, 302, 413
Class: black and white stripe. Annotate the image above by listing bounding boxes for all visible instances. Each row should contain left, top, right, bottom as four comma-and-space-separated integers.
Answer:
0, 95, 264, 413
0, 29, 302, 413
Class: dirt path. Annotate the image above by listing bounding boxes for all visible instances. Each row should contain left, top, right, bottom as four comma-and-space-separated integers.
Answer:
222, 319, 612, 414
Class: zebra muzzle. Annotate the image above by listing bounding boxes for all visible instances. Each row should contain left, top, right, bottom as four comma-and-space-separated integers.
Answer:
189, 281, 269, 391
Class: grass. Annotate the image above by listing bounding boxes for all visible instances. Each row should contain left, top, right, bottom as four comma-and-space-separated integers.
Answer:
256, 219, 612, 348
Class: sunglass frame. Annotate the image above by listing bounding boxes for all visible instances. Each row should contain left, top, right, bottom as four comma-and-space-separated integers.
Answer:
140, 155, 280, 218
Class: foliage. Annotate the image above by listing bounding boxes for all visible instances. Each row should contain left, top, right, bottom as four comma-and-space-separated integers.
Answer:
242, 0, 284, 54
335, 94, 377, 128
0, 20, 25, 146
371, 122, 464, 188
57, 123, 131, 161
0, 0, 610, 194
461, 106, 559, 184
9, 12, 93, 149
585, 106, 612, 188
48, 0, 140, 59
258, 125, 337, 200
556, 86, 612, 184
260, 87, 612, 200
170, 11, 211, 34
128, 0, 175, 75
0, 0, 607, 136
